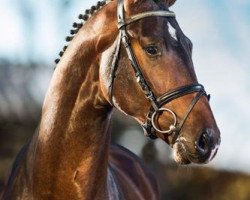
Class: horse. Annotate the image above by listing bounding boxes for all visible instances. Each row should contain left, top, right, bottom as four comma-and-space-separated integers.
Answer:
2, 0, 221, 199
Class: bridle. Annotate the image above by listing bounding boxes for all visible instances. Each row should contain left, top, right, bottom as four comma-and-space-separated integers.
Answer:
108, 0, 209, 144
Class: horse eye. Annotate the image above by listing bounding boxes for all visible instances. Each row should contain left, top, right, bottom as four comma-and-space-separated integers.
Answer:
145, 46, 158, 56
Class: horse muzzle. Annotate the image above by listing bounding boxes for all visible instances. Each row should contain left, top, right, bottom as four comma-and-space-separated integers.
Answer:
173, 128, 221, 164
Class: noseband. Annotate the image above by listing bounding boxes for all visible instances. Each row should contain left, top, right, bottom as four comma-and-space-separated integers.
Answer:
109, 0, 209, 144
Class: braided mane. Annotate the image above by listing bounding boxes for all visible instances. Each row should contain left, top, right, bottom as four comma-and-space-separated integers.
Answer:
54, 0, 165, 64
54, 0, 110, 64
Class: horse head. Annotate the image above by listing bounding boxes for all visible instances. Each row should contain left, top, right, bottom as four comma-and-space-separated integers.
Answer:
100, 0, 220, 165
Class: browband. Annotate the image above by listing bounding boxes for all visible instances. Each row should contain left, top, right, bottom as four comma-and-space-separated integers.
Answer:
118, 10, 176, 29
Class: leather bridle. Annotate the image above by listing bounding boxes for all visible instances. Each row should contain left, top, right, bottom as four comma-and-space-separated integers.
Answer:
108, 0, 209, 144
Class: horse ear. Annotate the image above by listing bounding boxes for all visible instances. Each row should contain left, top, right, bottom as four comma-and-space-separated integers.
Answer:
165, 0, 177, 7
124, 0, 176, 12
124, 0, 140, 11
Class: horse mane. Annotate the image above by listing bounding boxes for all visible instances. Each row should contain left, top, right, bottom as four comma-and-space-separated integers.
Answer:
54, 0, 168, 65
54, 0, 110, 64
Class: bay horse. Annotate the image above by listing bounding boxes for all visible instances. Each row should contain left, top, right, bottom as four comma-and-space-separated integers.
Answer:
2, 0, 221, 199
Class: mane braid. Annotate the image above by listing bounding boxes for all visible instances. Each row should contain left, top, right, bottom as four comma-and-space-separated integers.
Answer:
54, 0, 110, 65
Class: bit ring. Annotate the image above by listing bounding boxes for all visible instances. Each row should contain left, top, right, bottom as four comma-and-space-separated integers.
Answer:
151, 108, 177, 134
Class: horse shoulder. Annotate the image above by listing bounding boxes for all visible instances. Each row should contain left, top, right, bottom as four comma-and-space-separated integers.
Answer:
109, 144, 160, 200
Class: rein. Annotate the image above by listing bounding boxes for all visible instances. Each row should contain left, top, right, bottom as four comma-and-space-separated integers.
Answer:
109, 0, 209, 145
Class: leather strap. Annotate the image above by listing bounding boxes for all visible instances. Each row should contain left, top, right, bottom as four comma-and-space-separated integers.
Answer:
110, 0, 210, 143
118, 10, 175, 29
142, 84, 208, 140
118, 0, 159, 110
157, 84, 205, 106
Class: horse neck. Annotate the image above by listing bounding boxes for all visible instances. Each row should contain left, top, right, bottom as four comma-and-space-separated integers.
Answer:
28, 3, 117, 199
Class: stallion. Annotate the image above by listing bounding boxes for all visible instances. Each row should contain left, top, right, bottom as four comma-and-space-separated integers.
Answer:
2, 0, 220, 199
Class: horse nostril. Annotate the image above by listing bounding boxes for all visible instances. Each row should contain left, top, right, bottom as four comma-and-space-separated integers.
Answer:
198, 134, 206, 150
196, 131, 210, 153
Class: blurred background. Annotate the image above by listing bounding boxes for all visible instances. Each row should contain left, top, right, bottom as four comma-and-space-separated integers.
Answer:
0, 0, 250, 199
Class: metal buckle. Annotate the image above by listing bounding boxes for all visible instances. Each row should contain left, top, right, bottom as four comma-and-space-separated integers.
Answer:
121, 35, 130, 47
